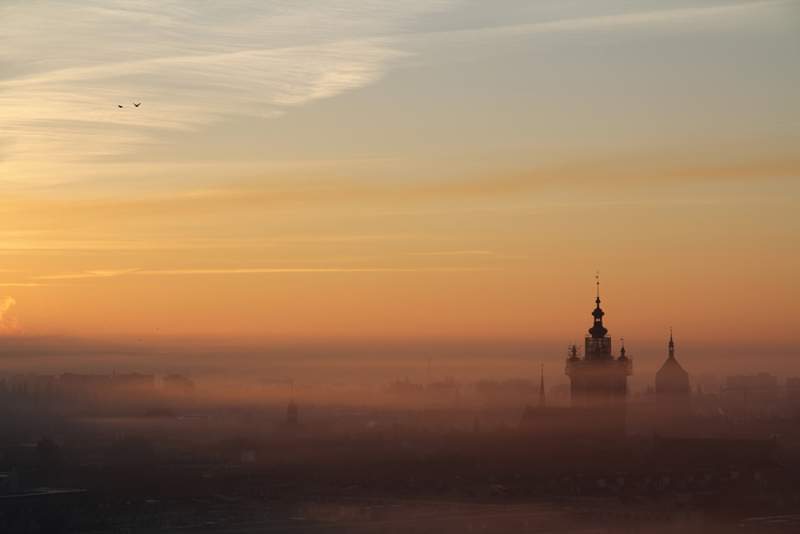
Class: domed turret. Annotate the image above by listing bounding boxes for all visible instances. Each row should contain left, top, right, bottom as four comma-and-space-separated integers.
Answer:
568, 345, 579, 361
588, 296, 608, 338
618, 340, 628, 361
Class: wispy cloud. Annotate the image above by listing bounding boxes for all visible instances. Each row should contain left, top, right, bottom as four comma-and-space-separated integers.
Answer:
403, 250, 494, 256
0, 283, 58, 287
37, 269, 141, 280
0, 235, 275, 251
1, 0, 786, 178
4, 155, 795, 223
37, 267, 498, 280
410, 1, 783, 46
0, 1, 445, 169
0, 40, 404, 161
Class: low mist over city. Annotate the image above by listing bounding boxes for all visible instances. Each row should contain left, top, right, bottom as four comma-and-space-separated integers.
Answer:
2, 0, 799, 532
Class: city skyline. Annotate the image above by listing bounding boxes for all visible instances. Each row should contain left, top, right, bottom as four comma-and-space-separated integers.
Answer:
2, 3, 798, 530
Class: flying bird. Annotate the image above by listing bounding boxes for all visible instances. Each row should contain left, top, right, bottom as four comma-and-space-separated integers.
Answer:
133, 103, 141, 107
118, 105, 123, 108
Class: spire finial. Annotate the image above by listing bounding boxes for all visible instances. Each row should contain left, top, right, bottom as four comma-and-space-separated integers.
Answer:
596, 271, 600, 299
668, 328, 675, 357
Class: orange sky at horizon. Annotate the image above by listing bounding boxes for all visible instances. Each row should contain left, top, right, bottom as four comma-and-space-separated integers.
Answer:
2, 164, 797, 343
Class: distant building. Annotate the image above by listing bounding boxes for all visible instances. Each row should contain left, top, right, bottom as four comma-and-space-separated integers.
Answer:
32, 375, 58, 395
59, 373, 112, 397
655, 331, 692, 416
112, 373, 155, 391
726, 373, 778, 419
163, 374, 194, 395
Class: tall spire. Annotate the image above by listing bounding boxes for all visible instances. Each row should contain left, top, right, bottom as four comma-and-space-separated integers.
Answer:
538, 364, 546, 408
668, 328, 675, 359
588, 273, 608, 339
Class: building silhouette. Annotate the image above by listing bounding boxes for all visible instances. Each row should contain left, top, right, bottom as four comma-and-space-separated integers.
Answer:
726, 373, 779, 420
112, 373, 155, 391
655, 330, 692, 416
521, 282, 632, 440
563, 282, 632, 436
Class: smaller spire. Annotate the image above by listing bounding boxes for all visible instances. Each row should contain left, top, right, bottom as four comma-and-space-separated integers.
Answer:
668, 329, 675, 359
539, 364, 546, 407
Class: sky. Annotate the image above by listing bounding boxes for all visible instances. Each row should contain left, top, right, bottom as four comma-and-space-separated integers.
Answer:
1, 0, 798, 376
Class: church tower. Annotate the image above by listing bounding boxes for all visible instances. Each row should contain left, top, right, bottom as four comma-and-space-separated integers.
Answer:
655, 330, 691, 414
564, 277, 632, 437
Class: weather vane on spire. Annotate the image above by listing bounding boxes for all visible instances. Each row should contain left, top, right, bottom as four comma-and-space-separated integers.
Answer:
596, 271, 600, 298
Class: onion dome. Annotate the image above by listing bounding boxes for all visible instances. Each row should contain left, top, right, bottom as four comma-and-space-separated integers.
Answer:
568, 345, 580, 361
588, 296, 608, 338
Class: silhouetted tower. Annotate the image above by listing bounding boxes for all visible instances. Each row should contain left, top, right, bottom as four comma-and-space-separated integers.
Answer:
655, 329, 691, 413
287, 387, 298, 426
564, 277, 632, 436
669, 330, 674, 359
538, 364, 546, 408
